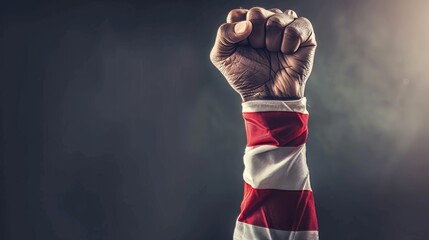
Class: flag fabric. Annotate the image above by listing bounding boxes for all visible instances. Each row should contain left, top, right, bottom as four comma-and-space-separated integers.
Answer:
233, 98, 319, 240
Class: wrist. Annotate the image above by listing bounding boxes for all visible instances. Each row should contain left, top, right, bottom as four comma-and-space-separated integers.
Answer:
242, 95, 303, 102
241, 87, 305, 102
241, 98, 309, 147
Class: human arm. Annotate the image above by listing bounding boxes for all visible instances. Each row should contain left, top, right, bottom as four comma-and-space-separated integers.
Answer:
210, 7, 319, 240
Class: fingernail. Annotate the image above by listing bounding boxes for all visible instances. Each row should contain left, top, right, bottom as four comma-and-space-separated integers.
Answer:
234, 21, 248, 34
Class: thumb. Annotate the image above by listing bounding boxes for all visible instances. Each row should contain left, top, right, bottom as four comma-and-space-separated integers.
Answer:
210, 21, 252, 61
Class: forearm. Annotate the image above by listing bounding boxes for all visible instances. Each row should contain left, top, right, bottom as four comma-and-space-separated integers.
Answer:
233, 98, 318, 240
209, 6, 318, 239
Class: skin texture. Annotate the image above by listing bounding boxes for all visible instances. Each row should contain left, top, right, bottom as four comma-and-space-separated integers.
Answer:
210, 7, 317, 101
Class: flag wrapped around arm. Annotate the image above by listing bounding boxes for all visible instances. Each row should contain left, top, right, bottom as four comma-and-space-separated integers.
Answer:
233, 98, 319, 240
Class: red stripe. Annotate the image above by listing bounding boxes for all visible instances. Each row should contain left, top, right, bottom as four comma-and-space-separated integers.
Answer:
243, 112, 308, 147
238, 182, 318, 231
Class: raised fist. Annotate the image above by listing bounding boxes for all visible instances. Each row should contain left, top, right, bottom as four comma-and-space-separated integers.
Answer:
210, 7, 317, 101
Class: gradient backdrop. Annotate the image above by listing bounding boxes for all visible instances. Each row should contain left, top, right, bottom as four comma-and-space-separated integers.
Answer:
1, 0, 429, 239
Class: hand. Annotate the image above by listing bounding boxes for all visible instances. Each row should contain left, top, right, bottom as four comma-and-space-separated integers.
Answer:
210, 7, 317, 101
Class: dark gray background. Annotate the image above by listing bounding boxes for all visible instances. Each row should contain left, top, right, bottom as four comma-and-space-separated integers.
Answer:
1, 0, 429, 239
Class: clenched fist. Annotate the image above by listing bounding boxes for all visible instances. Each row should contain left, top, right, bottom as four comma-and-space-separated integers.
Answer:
210, 7, 317, 101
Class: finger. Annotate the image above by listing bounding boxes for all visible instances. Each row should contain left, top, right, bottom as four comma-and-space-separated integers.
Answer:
246, 7, 275, 48
284, 9, 298, 18
269, 8, 283, 13
210, 21, 253, 61
265, 13, 296, 52
226, 9, 250, 45
227, 9, 248, 23
281, 17, 316, 54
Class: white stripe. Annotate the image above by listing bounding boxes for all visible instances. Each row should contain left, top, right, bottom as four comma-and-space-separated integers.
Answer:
233, 221, 319, 240
242, 98, 308, 113
243, 144, 312, 191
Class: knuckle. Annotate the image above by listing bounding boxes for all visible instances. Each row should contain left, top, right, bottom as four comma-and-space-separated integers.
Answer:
247, 7, 266, 21
270, 8, 282, 13
227, 9, 246, 22
217, 23, 230, 41
266, 16, 284, 28
285, 9, 297, 16
298, 17, 313, 29
218, 23, 230, 34
218, 23, 236, 43
299, 17, 311, 24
